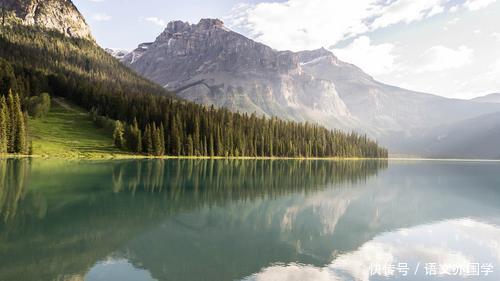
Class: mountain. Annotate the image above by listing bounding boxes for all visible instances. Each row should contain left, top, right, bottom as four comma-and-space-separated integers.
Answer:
1, 0, 93, 40
122, 19, 500, 156
0, 4, 387, 159
123, 19, 354, 131
471, 93, 500, 103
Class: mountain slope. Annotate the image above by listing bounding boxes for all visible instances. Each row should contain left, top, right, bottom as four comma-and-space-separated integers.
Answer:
472, 93, 500, 103
295, 50, 500, 151
408, 111, 500, 159
123, 19, 500, 156
1, 0, 93, 40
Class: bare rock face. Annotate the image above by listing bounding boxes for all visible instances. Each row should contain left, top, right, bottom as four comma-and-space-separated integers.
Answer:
1, 0, 93, 40
123, 18, 500, 154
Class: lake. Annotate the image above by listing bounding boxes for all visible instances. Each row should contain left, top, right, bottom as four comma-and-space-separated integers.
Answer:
1, 159, 500, 281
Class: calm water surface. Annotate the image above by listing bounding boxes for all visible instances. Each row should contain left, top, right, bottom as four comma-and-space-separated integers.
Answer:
1, 159, 500, 281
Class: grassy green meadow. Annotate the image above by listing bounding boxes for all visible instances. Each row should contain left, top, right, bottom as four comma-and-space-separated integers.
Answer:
28, 99, 128, 159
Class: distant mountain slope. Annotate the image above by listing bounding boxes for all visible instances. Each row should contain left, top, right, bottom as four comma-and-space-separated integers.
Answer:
1, 0, 93, 40
123, 19, 500, 156
472, 93, 500, 103
295, 49, 500, 140
409, 111, 500, 159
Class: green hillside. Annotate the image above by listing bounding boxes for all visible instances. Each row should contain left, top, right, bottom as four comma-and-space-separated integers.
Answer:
29, 98, 128, 159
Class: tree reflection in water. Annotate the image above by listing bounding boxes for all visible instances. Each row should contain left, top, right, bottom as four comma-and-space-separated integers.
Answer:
0, 158, 387, 281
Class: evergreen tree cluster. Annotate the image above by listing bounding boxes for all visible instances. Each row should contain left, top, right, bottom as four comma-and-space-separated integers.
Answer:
0, 24, 388, 158
111, 102, 388, 158
0, 91, 29, 154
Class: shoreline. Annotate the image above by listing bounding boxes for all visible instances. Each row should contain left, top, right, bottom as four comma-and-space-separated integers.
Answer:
0, 153, 387, 161
1, 154, 500, 162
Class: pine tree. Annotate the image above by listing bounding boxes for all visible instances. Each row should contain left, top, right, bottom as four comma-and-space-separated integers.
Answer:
134, 119, 142, 153
126, 118, 142, 153
187, 135, 194, 156
159, 122, 165, 155
209, 134, 215, 157
9, 92, 26, 154
170, 114, 182, 156
152, 123, 164, 156
143, 123, 153, 155
15, 111, 27, 154
6, 91, 16, 153
0, 96, 7, 153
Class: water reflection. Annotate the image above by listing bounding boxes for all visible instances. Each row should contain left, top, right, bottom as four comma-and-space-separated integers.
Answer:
1, 159, 500, 281
0, 159, 30, 222
247, 219, 500, 281
0, 158, 386, 281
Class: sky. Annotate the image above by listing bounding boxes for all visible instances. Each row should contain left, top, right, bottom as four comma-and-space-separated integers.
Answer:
73, 0, 500, 99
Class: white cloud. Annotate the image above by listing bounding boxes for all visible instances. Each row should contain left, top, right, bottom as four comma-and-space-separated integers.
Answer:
449, 5, 460, 12
453, 58, 500, 97
145, 17, 167, 27
91, 13, 111, 22
227, 0, 447, 51
416, 45, 474, 73
333, 36, 397, 76
371, 0, 446, 29
463, 0, 498, 10
88, 0, 105, 2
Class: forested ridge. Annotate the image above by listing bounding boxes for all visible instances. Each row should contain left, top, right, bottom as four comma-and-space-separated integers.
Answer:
0, 24, 388, 158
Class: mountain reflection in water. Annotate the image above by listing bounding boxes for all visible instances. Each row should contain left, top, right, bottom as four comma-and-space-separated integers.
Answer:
1, 159, 500, 281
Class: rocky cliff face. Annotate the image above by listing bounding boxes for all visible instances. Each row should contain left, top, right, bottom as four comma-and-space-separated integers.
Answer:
1, 0, 93, 40
123, 19, 500, 154
123, 19, 354, 129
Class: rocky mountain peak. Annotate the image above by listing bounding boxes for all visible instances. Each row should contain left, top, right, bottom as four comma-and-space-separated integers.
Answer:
158, 18, 227, 41
197, 18, 225, 29
164, 20, 191, 33
1, 0, 93, 40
